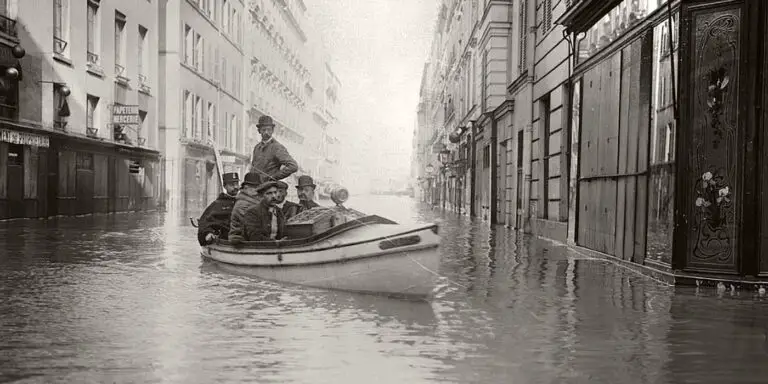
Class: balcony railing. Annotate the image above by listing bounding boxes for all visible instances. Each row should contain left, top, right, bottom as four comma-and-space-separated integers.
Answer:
87, 51, 99, 65
86, 127, 98, 137
0, 103, 17, 119
115, 64, 124, 76
137, 137, 146, 146
138, 74, 151, 93
53, 121, 67, 131
53, 36, 68, 55
0, 14, 17, 38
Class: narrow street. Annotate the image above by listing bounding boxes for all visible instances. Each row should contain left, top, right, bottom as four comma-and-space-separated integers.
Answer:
1, 195, 766, 384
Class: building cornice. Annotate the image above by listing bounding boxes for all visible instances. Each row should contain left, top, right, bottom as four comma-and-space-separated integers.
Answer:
507, 70, 533, 95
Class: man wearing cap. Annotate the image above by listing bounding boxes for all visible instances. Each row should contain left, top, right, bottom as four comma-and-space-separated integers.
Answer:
296, 175, 321, 211
249, 115, 298, 182
228, 172, 264, 244
197, 172, 240, 246
241, 180, 286, 241
275, 181, 302, 221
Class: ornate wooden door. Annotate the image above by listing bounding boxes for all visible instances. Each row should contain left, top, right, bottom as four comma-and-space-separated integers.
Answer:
677, 1, 746, 273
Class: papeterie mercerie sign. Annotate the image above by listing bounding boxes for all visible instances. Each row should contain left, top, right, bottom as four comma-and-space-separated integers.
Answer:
112, 105, 140, 125
0, 128, 49, 148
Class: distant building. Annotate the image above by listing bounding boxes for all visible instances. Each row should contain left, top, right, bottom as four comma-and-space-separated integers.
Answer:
246, 0, 341, 200
159, 0, 247, 213
0, 0, 161, 220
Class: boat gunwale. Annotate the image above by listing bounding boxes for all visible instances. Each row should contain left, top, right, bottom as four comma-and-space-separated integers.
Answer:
202, 242, 440, 267
212, 216, 439, 255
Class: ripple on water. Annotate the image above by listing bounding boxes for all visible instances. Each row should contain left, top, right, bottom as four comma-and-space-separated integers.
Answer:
1, 199, 768, 383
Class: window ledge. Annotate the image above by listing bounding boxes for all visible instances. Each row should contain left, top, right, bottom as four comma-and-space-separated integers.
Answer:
87, 64, 105, 78
116, 75, 131, 86
53, 53, 73, 67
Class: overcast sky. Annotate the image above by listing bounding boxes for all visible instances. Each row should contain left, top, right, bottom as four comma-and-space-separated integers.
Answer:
307, 0, 439, 187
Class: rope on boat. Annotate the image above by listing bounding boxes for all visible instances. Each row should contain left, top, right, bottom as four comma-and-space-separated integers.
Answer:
408, 255, 468, 289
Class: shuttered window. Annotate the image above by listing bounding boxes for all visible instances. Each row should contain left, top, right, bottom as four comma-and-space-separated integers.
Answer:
58, 151, 76, 197
94, 154, 108, 197
23, 146, 38, 199
543, 0, 552, 32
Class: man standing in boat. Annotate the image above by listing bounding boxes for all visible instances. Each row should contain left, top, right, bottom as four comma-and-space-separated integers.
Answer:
228, 172, 264, 244
296, 175, 321, 211
249, 115, 298, 182
242, 181, 286, 241
197, 172, 240, 246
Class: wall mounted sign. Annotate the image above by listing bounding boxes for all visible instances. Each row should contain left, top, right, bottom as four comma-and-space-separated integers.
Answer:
0, 128, 49, 148
111, 104, 140, 125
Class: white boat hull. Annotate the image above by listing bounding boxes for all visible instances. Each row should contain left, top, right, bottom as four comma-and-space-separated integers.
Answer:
201, 223, 441, 299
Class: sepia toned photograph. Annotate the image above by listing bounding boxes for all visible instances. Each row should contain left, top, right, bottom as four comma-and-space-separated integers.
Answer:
1, 0, 767, 383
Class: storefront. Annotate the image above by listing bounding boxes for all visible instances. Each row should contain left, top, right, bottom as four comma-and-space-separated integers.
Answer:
561, 0, 768, 279
0, 125, 50, 219
0, 122, 160, 220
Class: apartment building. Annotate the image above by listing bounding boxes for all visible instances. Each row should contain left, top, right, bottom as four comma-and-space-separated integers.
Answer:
0, 0, 161, 219
247, 0, 341, 196
415, 0, 517, 221
159, 0, 246, 213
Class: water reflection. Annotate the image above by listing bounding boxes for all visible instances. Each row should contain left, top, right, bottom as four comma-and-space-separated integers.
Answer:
0, 196, 767, 383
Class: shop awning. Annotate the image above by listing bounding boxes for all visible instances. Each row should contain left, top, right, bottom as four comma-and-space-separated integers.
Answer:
556, 0, 624, 33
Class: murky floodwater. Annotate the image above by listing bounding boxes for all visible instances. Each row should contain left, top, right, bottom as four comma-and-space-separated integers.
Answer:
1, 195, 767, 383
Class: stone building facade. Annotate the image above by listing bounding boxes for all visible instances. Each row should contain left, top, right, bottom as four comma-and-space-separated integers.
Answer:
0, 0, 161, 220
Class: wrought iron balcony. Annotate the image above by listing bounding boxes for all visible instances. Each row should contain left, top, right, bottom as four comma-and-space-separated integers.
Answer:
53, 121, 67, 131
0, 14, 17, 38
53, 37, 68, 55
137, 74, 151, 93
137, 137, 146, 146
0, 103, 17, 119
86, 127, 98, 137
87, 51, 99, 65
115, 64, 125, 76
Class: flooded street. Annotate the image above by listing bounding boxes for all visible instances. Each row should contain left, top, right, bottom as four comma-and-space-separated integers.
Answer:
1, 195, 767, 384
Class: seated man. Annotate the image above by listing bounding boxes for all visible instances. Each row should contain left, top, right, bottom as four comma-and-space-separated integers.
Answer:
296, 175, 321, 212
228, 172, 263, 244
242, 181, 286, 241
275, 181, 302, 221
197, 172, 239, 246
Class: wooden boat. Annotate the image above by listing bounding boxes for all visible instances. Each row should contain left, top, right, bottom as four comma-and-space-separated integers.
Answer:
199, 188, 441, 300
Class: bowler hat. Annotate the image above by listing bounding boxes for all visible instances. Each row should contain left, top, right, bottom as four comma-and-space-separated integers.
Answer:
296, 175, 316, 189
256, 181, 280, 194
241, 172, 262, 187
222, 172, 239, 184
276, 181, 289, 190
257, 115, 275, 127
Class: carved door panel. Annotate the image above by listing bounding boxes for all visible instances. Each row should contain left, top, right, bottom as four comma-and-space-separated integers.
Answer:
678, 2, 745, 273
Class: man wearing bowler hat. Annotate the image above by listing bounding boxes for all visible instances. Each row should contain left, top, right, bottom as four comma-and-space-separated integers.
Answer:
241, 180, 286, 241
249, 115, 298, 182
296, 175, 321, 211
228, 172, 265, 244
197, 172, 240, 246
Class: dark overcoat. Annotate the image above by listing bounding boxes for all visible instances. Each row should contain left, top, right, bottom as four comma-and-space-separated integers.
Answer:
197, 193, 237, 246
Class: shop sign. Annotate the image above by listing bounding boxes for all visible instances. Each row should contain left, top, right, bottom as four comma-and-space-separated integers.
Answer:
0, 128, 49, 148
111, 104, 140, 125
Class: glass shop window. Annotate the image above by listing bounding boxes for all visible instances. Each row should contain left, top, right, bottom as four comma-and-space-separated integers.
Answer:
646, 12, 679, 267
7, 144, 22, 166
576, 0, 670, 63
76, 152, 94, 171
